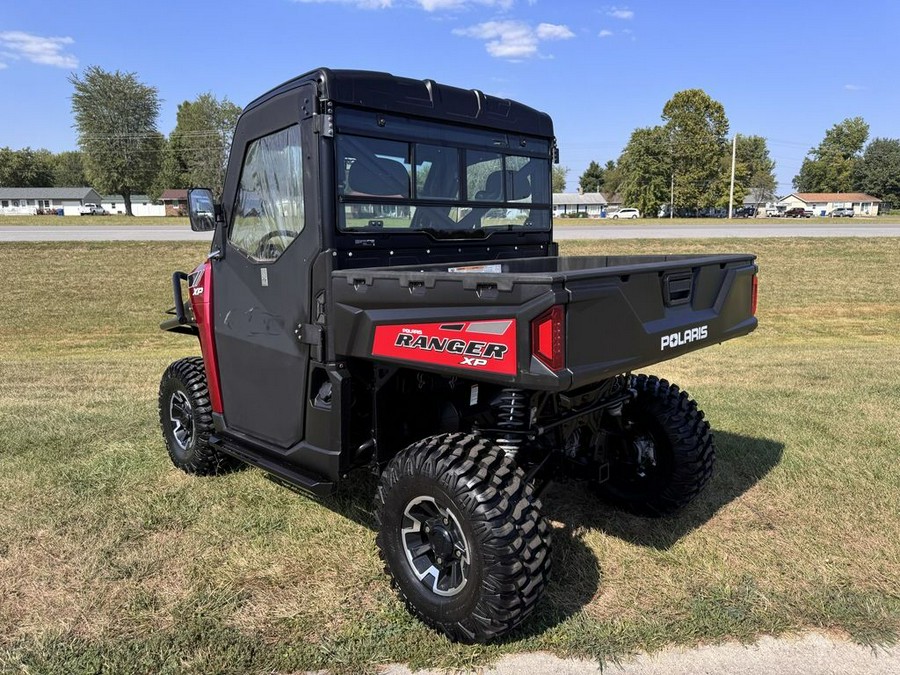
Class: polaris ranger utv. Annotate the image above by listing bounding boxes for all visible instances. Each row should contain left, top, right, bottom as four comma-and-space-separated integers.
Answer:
159, 68, 758, 643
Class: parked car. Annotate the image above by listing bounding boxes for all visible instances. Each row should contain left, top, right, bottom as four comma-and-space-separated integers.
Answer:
784, 207, 812, 218
734, 206, 757, 218
830, 207, 854, 218
764, 206, 782, 217
78, 203, 108, 216
612, 208, 640, 219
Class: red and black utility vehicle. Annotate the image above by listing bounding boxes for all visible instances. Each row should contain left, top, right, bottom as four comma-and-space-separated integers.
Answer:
159, 68, 758, 643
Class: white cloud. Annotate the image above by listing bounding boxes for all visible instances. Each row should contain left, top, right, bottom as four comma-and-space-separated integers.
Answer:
598, 29, 614, 38
0, 31, 78, 69
536, 23, 575, 40
608, 6, 634, 20
454, 20, 574, 59
0, 62, 8, 70
844, 84, 865, 91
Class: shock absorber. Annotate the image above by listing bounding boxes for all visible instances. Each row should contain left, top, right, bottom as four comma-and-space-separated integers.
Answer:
494, 388, 529, 459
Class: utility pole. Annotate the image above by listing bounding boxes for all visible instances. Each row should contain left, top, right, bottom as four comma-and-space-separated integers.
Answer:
728, 134, 737, 219
670, 174, 674, 219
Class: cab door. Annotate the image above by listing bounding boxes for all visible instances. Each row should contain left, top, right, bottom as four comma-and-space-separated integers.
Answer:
212, 95, 318, 449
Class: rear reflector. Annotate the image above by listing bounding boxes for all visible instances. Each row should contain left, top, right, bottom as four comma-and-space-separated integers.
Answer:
751, 274, 759, 315
531, 305, 565, 371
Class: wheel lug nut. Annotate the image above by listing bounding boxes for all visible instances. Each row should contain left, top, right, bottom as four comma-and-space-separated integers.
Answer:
443, 517, 450, 525
436, 557, 442, 564
424, 525, 430, 533
455, 550, 461, 558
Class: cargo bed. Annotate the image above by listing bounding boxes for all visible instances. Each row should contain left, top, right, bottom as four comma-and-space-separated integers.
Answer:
331, 253, 758, 391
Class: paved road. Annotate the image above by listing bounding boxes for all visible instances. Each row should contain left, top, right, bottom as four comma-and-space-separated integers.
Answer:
555, 222, 900, 239
2, 222, 900, 242
0, 225, 213, 242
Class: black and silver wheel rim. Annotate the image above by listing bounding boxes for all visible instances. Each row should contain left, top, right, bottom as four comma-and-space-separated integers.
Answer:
401, 495, 470, 597
169, 390, 194, 451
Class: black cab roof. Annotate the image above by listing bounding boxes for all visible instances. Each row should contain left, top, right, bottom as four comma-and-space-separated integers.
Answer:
243, 68, 554, 139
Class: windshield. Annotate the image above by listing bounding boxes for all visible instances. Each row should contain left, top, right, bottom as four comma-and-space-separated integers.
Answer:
336, 127, 551, 236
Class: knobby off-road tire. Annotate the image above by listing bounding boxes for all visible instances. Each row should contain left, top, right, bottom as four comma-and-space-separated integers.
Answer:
158, 357, 236, 475
598, 374, 715, 516
375, 433, 551, 643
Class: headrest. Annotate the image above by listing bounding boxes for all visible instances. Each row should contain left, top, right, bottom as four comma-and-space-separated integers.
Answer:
347, 157, 410, 197
480, 169, 532, 201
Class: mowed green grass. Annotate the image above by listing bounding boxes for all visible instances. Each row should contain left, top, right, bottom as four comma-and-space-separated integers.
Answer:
0, 238, 898, 673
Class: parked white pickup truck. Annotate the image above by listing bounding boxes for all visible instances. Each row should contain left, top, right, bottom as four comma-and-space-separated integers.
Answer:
79, 203, 108, 216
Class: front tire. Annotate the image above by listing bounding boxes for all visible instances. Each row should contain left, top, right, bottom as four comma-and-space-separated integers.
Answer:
375, 433, 551, 643
598, 374, 715, 516
158, 357, 236, 475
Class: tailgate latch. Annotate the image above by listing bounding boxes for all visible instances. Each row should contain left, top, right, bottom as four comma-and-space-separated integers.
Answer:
663, 271, 693, 307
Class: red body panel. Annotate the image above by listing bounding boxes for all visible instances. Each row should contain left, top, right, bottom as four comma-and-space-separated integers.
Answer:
188, 262, 223, 413
372, 319, 517, 376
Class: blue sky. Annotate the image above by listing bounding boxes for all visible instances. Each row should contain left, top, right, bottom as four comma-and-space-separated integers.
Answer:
1, 0, 897, 193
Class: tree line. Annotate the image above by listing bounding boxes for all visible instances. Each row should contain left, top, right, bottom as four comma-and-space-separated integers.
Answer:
0, 66, 241, 216
4, 71, 898, 216
563, 90, 898, 215
793, 117, 900, 206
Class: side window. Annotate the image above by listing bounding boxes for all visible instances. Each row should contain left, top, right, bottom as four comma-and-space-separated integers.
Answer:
230, 125, 304, 262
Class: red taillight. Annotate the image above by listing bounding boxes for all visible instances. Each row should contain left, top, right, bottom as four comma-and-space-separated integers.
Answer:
751, 274, 759, 315
531, 305, 565, 371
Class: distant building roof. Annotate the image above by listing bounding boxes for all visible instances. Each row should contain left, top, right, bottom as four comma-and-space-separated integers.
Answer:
159, 189, 189, 202
102, 194, 153, 202
743, 188, 772, 205
553, 192, 607, 206
0, 187, 97, 200
787, 192, 882, 203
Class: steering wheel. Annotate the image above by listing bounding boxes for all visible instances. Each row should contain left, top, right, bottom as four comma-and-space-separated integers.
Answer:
253, 229, 298, 259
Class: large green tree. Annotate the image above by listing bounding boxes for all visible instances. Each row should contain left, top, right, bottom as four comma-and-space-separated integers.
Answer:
662, 89, 730, 210
0, 147, 55, 187
551, 165, 569, 193
70, 66, 163, 215
578, 160, 605, 193
618, 126, 672, 217
53, 150, 87, 187
736, 134, 776, 205
168, 93, 242, 198
793, 117, 869, 193
601, 159, 622, 198
853, 137, 900, 206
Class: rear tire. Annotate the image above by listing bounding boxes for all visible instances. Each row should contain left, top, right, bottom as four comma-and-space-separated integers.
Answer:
375, 433, 551, 643
158, 357, 236, 475
598, 374, 715, 516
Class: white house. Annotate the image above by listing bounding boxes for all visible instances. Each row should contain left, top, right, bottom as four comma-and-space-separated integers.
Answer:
777, 192, 882, 216
0, 187, 103, 216
553, 192, 607, 217
101, 194, 165, 217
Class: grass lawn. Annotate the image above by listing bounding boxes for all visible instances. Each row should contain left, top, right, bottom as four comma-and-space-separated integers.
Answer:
1, 238, 898, 673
